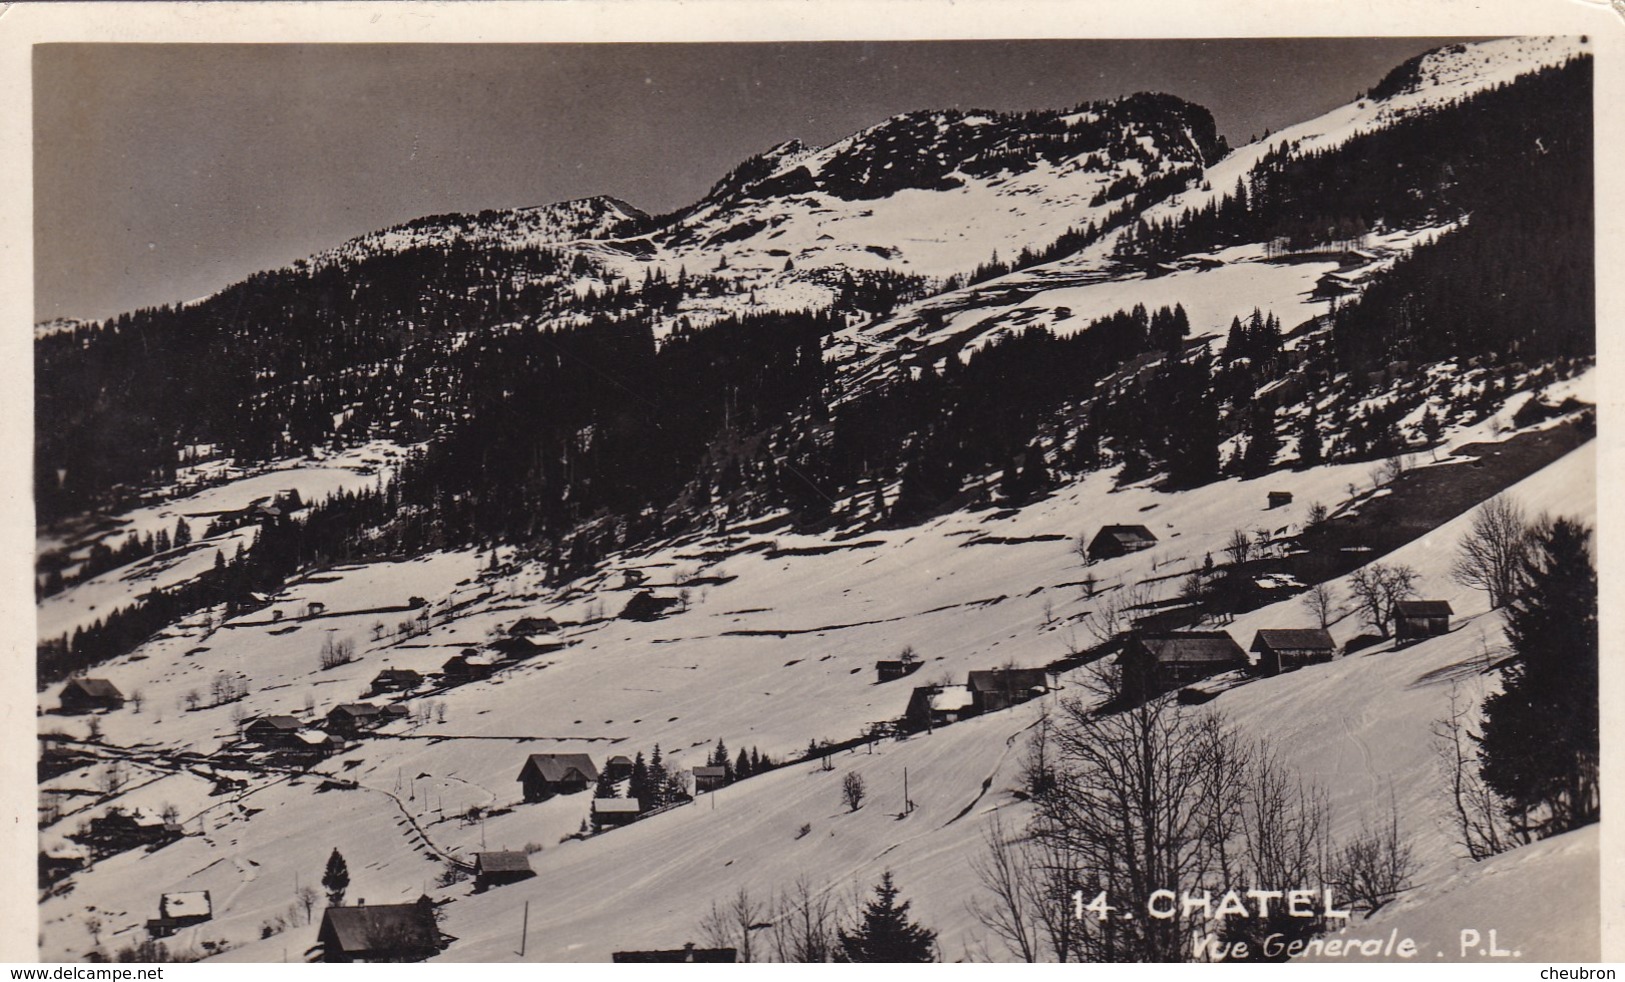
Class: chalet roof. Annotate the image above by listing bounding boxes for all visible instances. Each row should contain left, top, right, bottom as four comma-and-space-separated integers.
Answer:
374, 668, 423, 680
1093, 525, 1158, 545
294, 731, 332, 746
65, 678, 123, 699
1250, 629, 1336, 653
320, 903, 439, 956
508, 616, 560, 635
692, 765, 727, 778
475, 851, 532, 874
966, 668, 1049, 693
160, 891, 211, 919
1129, 633, 1247, 664
519, 753, 598, 784
929, 685, 976, 712
607, 755, 633, 766
332, 703, 383, 718
1396, 600, 1454, 617
593, 798, 642, 814
612, 945, 737, 963
247, 715, 303, 731
488, 636, 540, 656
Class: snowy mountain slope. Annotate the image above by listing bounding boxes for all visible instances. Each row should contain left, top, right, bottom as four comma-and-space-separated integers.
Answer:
313, 196, 650, 269
37, 441, 410, 645
1095, 36, 1585, 258
38, 398, 1594, 959
179, 440, 1600, 964
825, 34, 1585, 384
1299, 825, 1598, 962
830, 224, 1456, 392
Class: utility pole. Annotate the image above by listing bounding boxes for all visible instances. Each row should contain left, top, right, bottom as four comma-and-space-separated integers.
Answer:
519, 901, 530, 958
903, 767, 910, 816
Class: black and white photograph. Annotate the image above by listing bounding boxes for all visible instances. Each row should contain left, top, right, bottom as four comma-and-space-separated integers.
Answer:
8, 0, 1616, 965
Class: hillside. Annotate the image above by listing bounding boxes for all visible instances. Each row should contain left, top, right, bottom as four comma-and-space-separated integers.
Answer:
39, 406, 1595, 961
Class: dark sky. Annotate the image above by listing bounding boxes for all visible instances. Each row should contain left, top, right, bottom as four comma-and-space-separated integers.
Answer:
35, 38, 1472, 323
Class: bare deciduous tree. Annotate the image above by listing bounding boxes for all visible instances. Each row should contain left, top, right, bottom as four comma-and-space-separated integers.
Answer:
1079, 581, 1155, 645
318, 635, 357, 671
296, 885, 320, 925
841, 772, 866, 812
1301, 582, 1338, 629
770, 875, 840, 963
1223, 528, 1254, 566
967, 814, 1039, 962
1027, 696, 1248, 960
700, 886, 768, 963
1328, 793, 1416, 916
1450, 494, 1531, 609
1432, 684, 1512, 861
1346, 562, 1418, 638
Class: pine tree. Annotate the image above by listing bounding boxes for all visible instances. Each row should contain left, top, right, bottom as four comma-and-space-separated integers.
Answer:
594, 768, 618, 799
647, 750, 668, 809
735, 747, 752, 781
836, 872, 937, 962
1478, 517, 1598, 838
627, 752, 650, 810
322, 848, 350, 906
1297, 416, 1323, 468
174, 517, 192, 549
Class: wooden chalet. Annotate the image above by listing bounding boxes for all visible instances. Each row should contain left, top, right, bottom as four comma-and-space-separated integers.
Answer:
966, 668, 1049, 713
1267, 490, 1294, 509
1087, 525, 1158, 560
327, 703, 385, 734
619, 590, 680, 622
146, 890, 212, 937
612, 943, 737, 963
692, 765, 728, 793
592, 798, 642, 830
441, 651, 495, 682
76, 808, 183, 855
487, 636, 541, 660
473, 851, 534, 892
243, 715, 304, 748
1395, 601, 1453, 642
875, 658, 922, 684
1118, 632, 1248, 698
369, 668, 423, 695
38, 847, 86, 888
508, 616, 561, 636
517, 753, 598, 802
604, 755, 634, 781
288, 730, 335, 760
1250, 629, 1336, 676
59, 678, 124, 713
904, 684, 977, 731
325, 702, 409, 731
315, 898, 447, 963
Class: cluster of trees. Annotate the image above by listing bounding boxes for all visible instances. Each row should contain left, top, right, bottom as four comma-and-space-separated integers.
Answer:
1438, 502, 1598, 853
698, 872, 938, 962
1115, 58, 1588, 266
970, 680, 1415, 962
